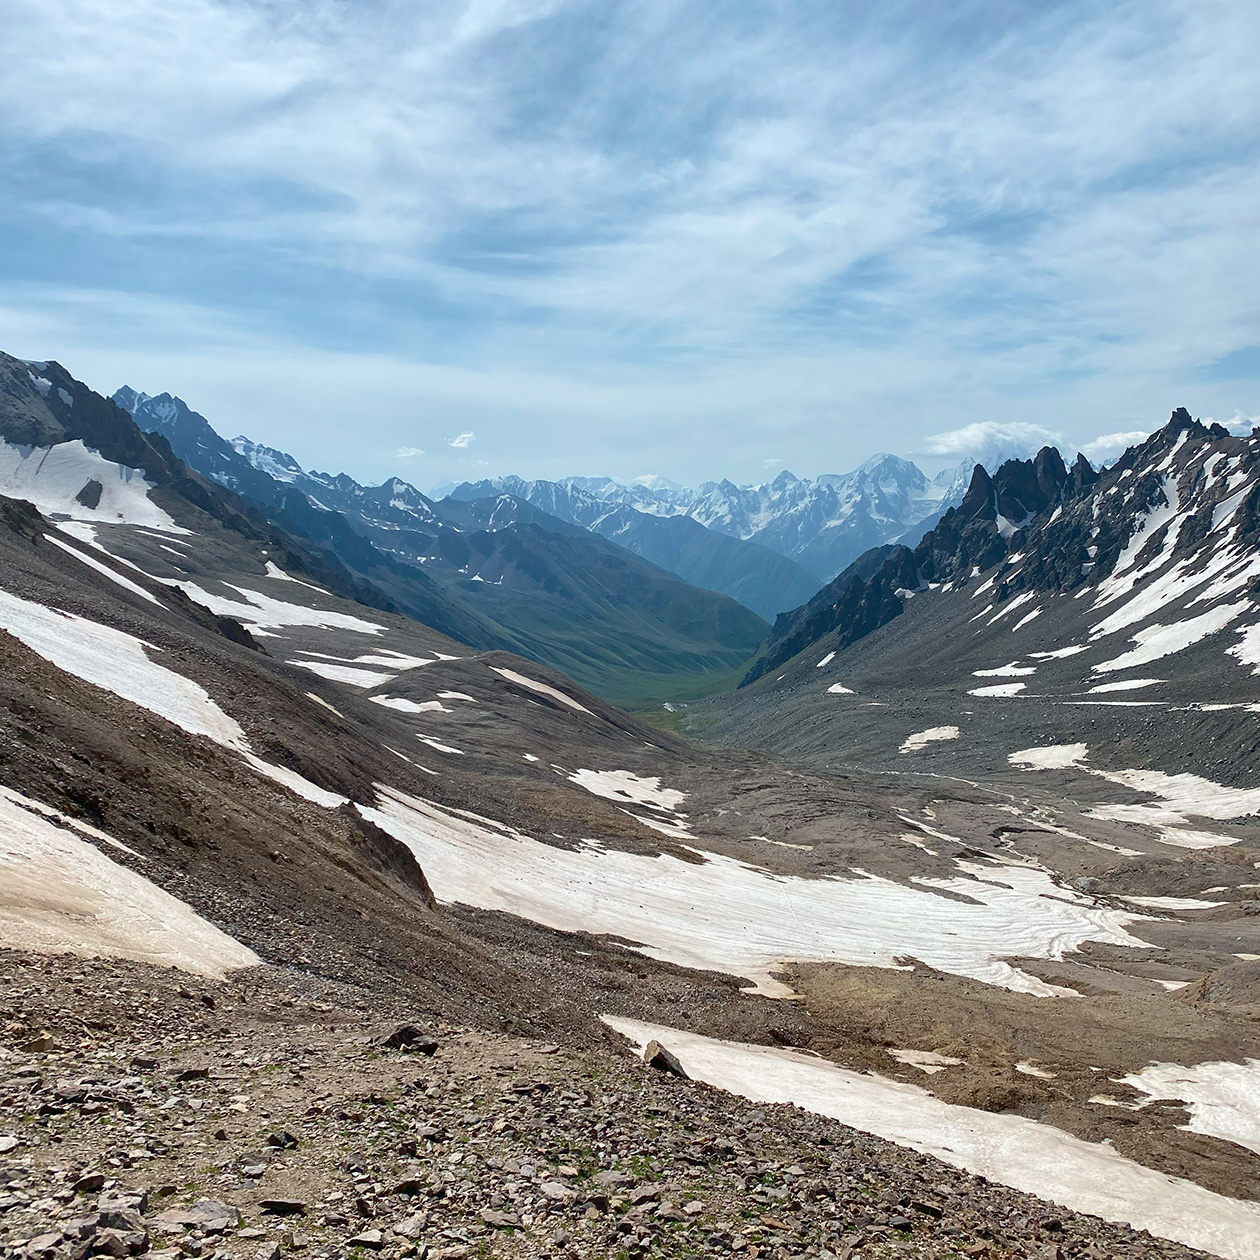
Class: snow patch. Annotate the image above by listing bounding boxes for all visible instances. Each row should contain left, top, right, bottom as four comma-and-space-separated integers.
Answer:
0, 439, 189, 532
1121, 1060, 1260, 1158
1087, 678, 1164, 693
490, 666, 592, 714
360, 787, 1150, 1000
816, 651, 835, 668
969, 682, 1027, 697
0, 786, 259, 978
601, 1018, 1260, 1260
899, 726, 960, 753
567, 769, 686, 812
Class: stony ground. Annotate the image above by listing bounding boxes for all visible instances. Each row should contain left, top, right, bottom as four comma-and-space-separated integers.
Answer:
0, 950, 1215, 1260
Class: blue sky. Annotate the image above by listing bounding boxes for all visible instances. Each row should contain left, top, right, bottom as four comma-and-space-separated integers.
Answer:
1, 0, 1258, 490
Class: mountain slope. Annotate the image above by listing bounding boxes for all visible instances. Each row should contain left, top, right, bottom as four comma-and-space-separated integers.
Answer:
711, 409, 1260, 786
113, 386, 768, 706
3, 362, 1260, 1255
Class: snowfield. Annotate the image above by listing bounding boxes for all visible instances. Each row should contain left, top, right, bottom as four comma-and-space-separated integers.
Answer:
0, 439, 189, 532
1120, 1059, 1260, 1158
1010, 744, 1258, 849
0, 586, 346, 808
359, 786, 1149, 999
601, 1018, 1260, 1260
0, 786, 259, 978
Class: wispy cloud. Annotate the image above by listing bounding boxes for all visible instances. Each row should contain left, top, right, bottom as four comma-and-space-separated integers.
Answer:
447, 431, 475, 449
0, 1, 1257, 484
395, 445, 425, 459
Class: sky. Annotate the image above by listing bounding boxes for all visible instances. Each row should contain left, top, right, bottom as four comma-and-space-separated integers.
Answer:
1, 0, 1258, 492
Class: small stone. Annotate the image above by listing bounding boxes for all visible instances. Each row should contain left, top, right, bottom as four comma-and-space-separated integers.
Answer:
24, 1233, 61, 1259
539, 1181, 573, 1202
260, 1199, 307, 1216
385, 1025, 438, 1054
479, 1207, 521, 1229
266, 1131, 299, 1150
93, 1227, 148, 1257
0, 1136, 18, 1154
74, 1172, 106, 1194
345, 1229, 384, 1249
175, 1068, 210, 1081
641, 1040, 688, 1078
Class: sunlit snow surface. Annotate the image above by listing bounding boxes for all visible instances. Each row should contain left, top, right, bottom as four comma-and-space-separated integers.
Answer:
360, 787, 1148, 998
172, 580, 386, 635
602, 1018, 1260, 1260
0, 587, 345, 807
566, 768, 687, 812
1121, 1059, 1260, 1157
46, 532, 161, 605
899, 726, 959, 753
0, 786, 259, 978
489, 666, 592, 713
1010, 744, 1255, 849
0, 439, 189, 532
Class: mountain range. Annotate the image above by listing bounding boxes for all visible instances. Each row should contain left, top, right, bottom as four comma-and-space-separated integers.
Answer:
2, 353, 1260, 1260
450, 456, 971, 586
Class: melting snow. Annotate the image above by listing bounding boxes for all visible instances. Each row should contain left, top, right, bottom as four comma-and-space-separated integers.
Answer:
45, 533, 161, 606
1087, 678, 1163, 693
973, 663, 1036, 677
0, 587, 345, 808
816, 651, 836, 667
826, 682, 854, 694
567, 769, 686, 812
887, 1048, 961, 1075
1009, 744, 1088, 770
0, 439, 190, 532
0, 786, 259, 978
490, 666, 592, 713
1119, 895, 1226, 911
601, 1017, 1260, 1260
1029, 645, 1088, 659
173, 581, 386, 635
1121, 1060, 1260, 1158
371, 696, 451, 714
969, 682, 1027, 697
1093, 604, 1244, 673
287, 660, 397, 688
360, 787, 1149, 999
1011, 745, 1255, 849
899, 726, 960, 753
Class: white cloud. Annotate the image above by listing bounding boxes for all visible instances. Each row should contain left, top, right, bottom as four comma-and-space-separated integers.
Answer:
0, 3, 1257, 483
921, 421, 1065, 470
447, 431, 475, 449
395, 446, 425, 459
1082, 429, 1152, 461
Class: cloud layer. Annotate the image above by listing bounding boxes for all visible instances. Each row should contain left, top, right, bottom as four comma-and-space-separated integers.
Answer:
1, 0, 1257, 485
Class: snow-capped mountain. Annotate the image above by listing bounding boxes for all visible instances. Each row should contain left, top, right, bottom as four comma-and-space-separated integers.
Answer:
716, 409, 1260, 789
454, 455, 971, 583
111, 386, 771, 706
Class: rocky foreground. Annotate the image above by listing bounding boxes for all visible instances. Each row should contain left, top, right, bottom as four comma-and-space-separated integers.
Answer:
0, 951, 1210, 1260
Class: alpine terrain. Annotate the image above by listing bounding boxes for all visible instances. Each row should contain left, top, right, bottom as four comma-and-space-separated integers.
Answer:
2, 360, 1260, 1260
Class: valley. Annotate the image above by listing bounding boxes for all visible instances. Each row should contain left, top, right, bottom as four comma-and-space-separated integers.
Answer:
2, 357, 1260, 1260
